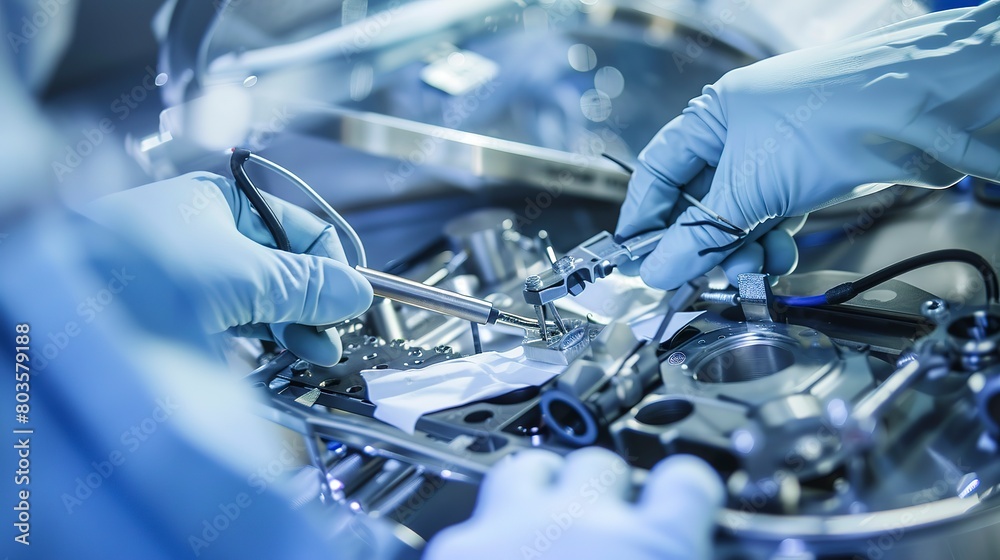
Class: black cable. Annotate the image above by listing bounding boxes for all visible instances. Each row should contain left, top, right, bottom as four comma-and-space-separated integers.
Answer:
602, 153, 747, 253
601, 152, 635, 174
848, 249, 998, 303
230, 148, 292, 252
777, 249, 999, 307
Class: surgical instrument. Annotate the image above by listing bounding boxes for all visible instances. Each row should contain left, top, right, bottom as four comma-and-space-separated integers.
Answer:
600, 152, 747, 238
522, 229, 664, 307
356, 266, 544, 331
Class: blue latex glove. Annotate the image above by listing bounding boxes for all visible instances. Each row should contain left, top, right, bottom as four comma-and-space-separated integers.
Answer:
617, 1, 1000, 290
84, 171, 373, 366
425, 448, 723, 560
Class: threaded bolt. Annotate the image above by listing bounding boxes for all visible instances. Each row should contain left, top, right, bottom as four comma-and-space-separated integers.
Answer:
552, 256, 575, 275
700, 291, 740, 306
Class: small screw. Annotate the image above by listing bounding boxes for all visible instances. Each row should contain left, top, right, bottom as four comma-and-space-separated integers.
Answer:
921, 298, 949, 320
552, 256, 575, 275
525, 275, 543, 290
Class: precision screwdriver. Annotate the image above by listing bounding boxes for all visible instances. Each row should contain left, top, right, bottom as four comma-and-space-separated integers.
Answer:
354, 266, 545, 331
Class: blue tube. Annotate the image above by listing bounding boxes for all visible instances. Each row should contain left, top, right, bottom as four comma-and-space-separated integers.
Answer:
774, 294, 828, 307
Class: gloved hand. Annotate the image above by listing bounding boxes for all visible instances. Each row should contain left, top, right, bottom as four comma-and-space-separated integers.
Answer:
84, 171, 373, 366
425, 448, 723, 560
617, 2, 1000, 290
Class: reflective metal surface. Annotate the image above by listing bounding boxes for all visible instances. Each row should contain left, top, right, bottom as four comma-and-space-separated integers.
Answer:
152, 2, 1000, 558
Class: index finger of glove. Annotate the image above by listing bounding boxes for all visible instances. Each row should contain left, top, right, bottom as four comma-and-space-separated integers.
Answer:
615, 100, 726, 240
207, 174, 350, 263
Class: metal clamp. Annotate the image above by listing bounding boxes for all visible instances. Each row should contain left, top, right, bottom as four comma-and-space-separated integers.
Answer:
521, 230, 663, 306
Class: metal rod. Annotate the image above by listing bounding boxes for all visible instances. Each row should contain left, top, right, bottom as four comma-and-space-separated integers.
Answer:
680, 191, 747, 236
538, 230, 558, 265
546, 302, 567, 334
471, 322, 483, 354
243, 351, 297, 385
535, 305, 548, 341
356, 266, 499, 325
496, 310, 548, 331
354, 266, 548, 332
851, 359, 925, 427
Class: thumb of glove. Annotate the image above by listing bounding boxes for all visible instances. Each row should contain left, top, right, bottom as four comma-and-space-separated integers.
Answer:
250, 250, 373, 366
270, 323, 343, 367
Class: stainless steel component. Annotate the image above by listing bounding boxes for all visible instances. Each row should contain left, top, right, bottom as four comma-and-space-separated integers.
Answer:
160, 3, 1000, 555
326, 453, 365, 498
242, 191, 1000, 560
259, 242, 1000, 560
545, 302, 567, 334
294, 387, 321, 407
541, 321, 659, 446
523, 321, 602, 366
537, 230, 557, 265
922, 298, 951, 321
617, 317, 874, 487
738, 273, 776, 322
849, 359, 930, 433
972, 369, 1000, 436
947, 310, 1000, 371
338, 455, 389, 497
653, 277, 709, 343
524, 275, 543, 291
357, 266, 540, 330
358, 264, 495, 323
423, 251, 468, 287
370, 298, 406, 342
368, 470, 429, 519
494, 311, 546, 332
700, 290, 740, 306
444, 208, 523, 287
328, 108, 630, 201
522, 229, 663, 305
348, 460, 418, 513
533, 304, 549, 342
285, 466, 324, 511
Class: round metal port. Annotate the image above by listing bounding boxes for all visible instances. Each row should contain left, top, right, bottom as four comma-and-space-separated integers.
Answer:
635, 398, 694, 426
695, 343, 795, 383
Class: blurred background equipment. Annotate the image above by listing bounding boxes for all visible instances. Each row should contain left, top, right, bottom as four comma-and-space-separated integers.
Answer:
34, 1, 1000, 558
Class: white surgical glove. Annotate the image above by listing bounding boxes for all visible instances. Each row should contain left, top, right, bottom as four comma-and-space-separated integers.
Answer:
617, 2, 1000, 290
425, 448, 723, 560
84, 171, 373, 365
